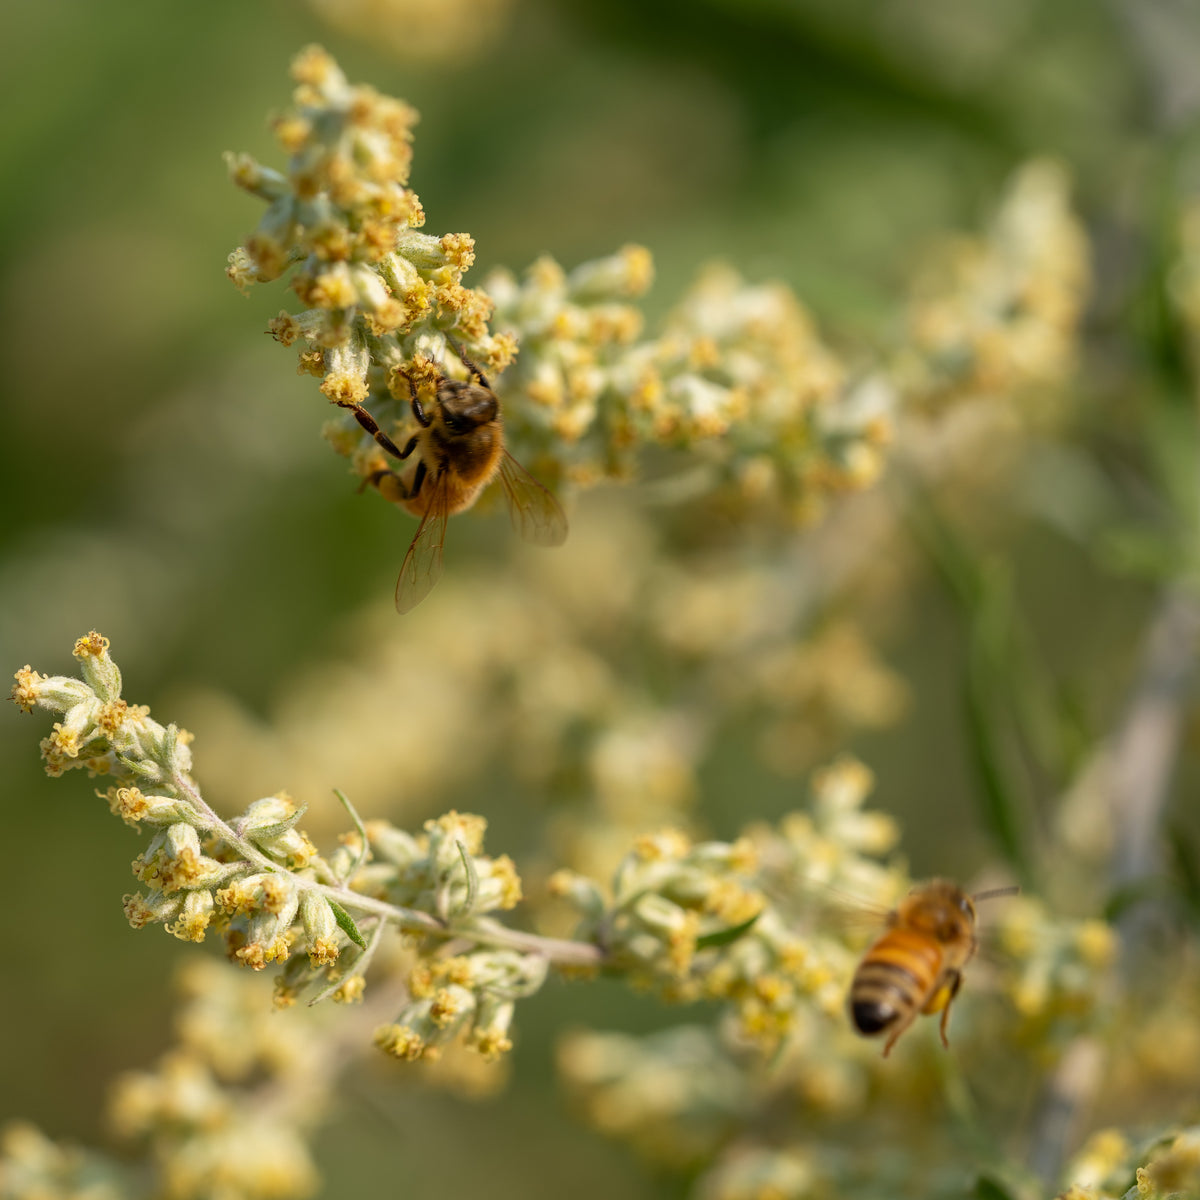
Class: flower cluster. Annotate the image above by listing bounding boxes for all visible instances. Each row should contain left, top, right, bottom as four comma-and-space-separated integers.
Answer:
898, 158, 1089, 408
357, 810, 522, 917
0, 1123, 128, 1200
993, 893, 1117, 1054
480, 246, 656, 486
552, 767, 910, 1182
11, 635, 601, 1068
556, 757, 1122, 1195
354, 811, 548, 1061
373, 946, 546, 1063
0, 958, 341, 1200
228, 45, 514, 492
489, 251, 896, 521
1059, 1125, 1200, 1200
552, 757, 906, 1052
12, 633, 373, 979
108, 960, 325, 1200
556, 1026, 751, 1168
229, 49, 981, 533
749, 754, 906, 904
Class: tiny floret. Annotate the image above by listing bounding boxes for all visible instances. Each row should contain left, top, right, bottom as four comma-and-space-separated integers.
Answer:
72, 631, 110, 659
96, 699, 129, 735
426, 811, 488, 856
11, 665, 46, 712
483, 855, 523, 910
167, 891, 215, 943
470, 1027, 514, 1060
634, 829, 692, 861
375, 1023, 428, 1061
107, 785, 149, 824
309, 936, 340, 967
334, 975, 366, 1004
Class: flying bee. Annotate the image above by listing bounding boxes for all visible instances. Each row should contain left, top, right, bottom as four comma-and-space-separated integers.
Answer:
848, 879, 1017, 1056
335, 335, 568, 613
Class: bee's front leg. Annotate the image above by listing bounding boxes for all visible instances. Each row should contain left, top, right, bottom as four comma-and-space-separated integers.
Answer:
335, 399, 416, 461
444, 333, 492, 391
393, 368, 434, 428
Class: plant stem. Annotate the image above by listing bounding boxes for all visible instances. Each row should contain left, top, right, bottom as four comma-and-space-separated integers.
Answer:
168, 766, 606, 967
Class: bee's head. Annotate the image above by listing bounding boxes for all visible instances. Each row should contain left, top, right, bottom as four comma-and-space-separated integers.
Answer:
437, 380, 499, 435
901, 879, 977, 941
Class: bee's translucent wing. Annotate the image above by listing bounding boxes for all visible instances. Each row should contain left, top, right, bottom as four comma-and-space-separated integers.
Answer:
497, 451, 568, 547
395, 476, 450, 614
798, 886, 893, 944
820, 899, 893, 941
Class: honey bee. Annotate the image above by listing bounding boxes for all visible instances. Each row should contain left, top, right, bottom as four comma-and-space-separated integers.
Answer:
336, 336, 567, 613
848, 880, 1016, 1056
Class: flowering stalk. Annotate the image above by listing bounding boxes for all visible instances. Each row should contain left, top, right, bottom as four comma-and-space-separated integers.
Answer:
228, 47, 973, 530
12, 635, 599, 1014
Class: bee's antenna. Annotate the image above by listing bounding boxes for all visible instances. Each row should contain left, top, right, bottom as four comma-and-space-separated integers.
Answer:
972, 886, 1021, 903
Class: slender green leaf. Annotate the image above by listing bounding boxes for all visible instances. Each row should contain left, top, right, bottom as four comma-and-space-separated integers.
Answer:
161, 724, 179, 769
248, 805, 309, 843
117, 754, 162, 781
328, 899, 367, 950
696, 911, 761, 950
334, 788, 369, 880
456, 839, 479, 915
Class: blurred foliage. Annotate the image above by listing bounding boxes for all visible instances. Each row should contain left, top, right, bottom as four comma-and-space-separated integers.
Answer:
6, 1, 1200, 1199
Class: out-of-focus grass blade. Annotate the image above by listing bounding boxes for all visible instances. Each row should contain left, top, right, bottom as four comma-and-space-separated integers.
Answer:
972, 1175, 1017, 1200
1167, 822, 1200, 923
964, 610, 1036, 890
908, 493, 1040, 889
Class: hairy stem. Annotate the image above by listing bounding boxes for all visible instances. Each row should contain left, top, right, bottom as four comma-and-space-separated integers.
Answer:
167, 766, 605, 966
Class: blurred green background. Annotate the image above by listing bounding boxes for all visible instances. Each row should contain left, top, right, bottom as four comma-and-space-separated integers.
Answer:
0, 0, 1187, 1195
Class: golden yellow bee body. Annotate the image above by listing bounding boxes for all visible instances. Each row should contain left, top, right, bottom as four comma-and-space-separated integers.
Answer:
848, 879, 980, 1057
336, 337, 567, 613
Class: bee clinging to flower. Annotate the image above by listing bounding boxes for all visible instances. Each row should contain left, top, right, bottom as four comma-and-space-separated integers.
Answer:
335, 336, 568, 613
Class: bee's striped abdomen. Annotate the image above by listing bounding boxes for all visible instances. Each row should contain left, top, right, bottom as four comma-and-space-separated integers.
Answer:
849, 927, 943, 1037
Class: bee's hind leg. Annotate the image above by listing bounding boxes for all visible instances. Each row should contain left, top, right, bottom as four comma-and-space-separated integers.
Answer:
934, 971, 963, 1049
363, 459, 426, 504
881, 1008, 919, 1058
